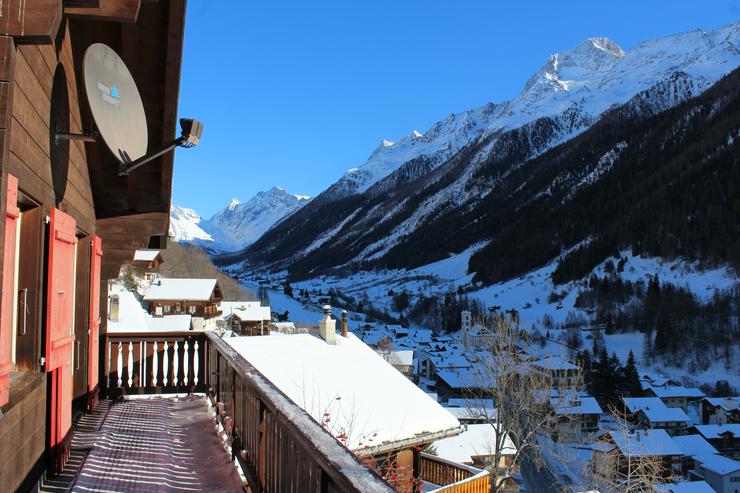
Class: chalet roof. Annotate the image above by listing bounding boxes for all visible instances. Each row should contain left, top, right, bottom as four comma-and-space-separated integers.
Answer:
702, 396, 740, 412
655, 481, 716, 493
108, 286, 192, 332
533, 355, 579, 371
623, 396, 689, 423
434, 423, 516, 464
436, 367, 490, 389
133, 249, 162, 262
649, 386, 705, 399
693, 423, 740, 439
550, 393, 603, 416
609, 429, 682, 457
693, 452, 740, 475
226, 332, 461, 456
220, 301, 271, 322
671, 435, 720, 458
144, 278, 219, 301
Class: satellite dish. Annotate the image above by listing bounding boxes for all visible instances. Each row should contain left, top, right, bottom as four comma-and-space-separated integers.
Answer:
83, 43, 148, 163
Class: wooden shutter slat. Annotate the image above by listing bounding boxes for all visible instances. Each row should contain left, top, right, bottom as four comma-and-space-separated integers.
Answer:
0, 174, 19, 406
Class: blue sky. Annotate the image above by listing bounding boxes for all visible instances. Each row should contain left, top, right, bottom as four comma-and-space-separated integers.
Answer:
173, 1, 739, 217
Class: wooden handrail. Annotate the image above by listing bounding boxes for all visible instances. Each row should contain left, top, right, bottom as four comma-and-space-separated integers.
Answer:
206, 332, 394, 493
420, 453, 491, 493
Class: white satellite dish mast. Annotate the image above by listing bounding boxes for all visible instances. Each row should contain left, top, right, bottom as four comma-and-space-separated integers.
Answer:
58, 43, 203, 176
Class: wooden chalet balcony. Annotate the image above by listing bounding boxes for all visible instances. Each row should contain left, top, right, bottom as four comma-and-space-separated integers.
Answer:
104, 331, 394, 493
420, 453, 491, 493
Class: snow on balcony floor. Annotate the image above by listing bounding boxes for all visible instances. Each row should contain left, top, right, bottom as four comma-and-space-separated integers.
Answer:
71, 395, 243, 493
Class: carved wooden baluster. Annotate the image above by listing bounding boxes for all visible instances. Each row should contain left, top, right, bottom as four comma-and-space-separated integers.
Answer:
163, 341, 169, 386
141, 342, 146, 389
116, 342, 123, 387
107, 340, 112, 388
193, 340, 200, 386
183, 340, 190, 386
152, 341, 159, 386
173, 341, 180, 387
127, 341, 134, 387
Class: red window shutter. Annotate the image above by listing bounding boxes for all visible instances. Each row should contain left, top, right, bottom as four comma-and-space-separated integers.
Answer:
88, 236, 102, 400
0, 174, 19, 407
45, 208, 76, 373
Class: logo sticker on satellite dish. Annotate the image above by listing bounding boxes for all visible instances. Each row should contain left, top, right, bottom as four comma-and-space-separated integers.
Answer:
96, 81, 120, 107
82, 43, 202, 175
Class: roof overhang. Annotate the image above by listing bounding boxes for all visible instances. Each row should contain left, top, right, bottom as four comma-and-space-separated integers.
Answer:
353, 425, 464, 458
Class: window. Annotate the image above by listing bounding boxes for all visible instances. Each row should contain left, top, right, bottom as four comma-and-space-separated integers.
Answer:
164, 305, 171, 314
189, 306, 196, 314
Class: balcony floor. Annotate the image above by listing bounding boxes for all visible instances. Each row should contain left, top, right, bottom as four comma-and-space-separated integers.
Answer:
69, 395, 243, 493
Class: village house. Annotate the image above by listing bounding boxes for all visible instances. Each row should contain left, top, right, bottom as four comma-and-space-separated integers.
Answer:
646, 385, 706, 413
130, 249, 165, 280
445, 397, 497, 424
655, 481, 717, 493
144, 278, 223, 319
671, 433, 722, 478
691, 453, 740, 493
531, 356, 582, 388
434, 422, 517, 471
592, 429, 684, 480
547, 390, 603, 443
699, 396, 740, 425
691, 424, 740, 460
219, 300, 271, 336
225, 307, 464, 493
623, 397, 691, 436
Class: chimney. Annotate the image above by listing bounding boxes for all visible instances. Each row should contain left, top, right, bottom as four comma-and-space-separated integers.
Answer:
319, 305, 336, 344
110, 295, 120, 322
341, 310, 348, 338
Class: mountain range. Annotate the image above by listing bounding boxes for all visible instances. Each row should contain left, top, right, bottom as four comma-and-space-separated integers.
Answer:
170, 186, 310, 252
211, 22, 739, 285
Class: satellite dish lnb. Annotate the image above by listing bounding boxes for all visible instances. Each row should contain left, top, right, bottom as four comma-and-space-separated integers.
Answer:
83, 43, 148, 163
77, 43, 203, 176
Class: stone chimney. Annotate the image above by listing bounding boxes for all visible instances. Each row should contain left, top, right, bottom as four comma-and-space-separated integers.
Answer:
341, 310, 348, 338
110, 295, 120, 322
319, 305, 336, 344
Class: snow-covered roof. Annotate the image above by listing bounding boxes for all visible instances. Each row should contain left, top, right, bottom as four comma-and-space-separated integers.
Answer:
436, 367, 489, 389
550, 393, 603, 416
649, 386, 705, 399
447, 398, 495, 409
623, 397, 668, 413
671, 435, 719, 458
608, 429, 682, 457
386, 350, 413, 366
226, 333, 461, 455
434, 423, 516, 464
702, 396, 739, 412
533, 356, 579, 371
693, 452, 740, 475
133, 249, 161, 262
623, 397, 689, 423
144, 278, 219, 301
655, 481, 716, 493
693, 423, 740, 439
220, 301, 271, 322
445, 406, 497, 422
107, 286, 192, 333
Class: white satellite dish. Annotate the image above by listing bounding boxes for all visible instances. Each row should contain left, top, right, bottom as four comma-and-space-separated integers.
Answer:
83, 43, 148, 164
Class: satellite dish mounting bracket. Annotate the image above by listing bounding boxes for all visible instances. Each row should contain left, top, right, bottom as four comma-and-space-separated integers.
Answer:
56, 129, 98, 144
117, 118, 203, 176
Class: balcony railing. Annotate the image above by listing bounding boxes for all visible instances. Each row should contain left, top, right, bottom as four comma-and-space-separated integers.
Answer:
421, 453, 491, 493
103, 331, 394, 493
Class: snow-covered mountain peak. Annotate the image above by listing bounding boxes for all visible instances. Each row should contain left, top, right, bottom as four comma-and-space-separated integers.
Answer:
169, 205, 213, 242
411, 130, 423, 139
227, 198, 241, 210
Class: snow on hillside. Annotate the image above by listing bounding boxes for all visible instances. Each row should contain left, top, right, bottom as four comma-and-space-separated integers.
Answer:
169, 186, 310, 252
321, 22, 740, 201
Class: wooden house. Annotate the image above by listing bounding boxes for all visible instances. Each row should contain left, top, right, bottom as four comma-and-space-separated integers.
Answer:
0, 2, 187, 489
592, 429, 684, 480
131, 249, 164, 280
646, 385, 705, 413
220, 301, 271, 336
623, 397, 691, 436
700, 397, 740, 425
691, 424, 740, 460
548, 391, 603, 443
144, 278, 223, 319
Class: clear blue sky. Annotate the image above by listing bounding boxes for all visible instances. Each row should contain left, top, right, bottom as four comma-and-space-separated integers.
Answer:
173, 1, 739, 217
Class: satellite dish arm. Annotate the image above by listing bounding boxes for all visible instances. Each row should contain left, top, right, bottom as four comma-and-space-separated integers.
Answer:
117, 118, 203, 176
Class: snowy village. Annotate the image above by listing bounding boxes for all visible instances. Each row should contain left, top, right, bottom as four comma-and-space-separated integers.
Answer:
0, 2, 738, 493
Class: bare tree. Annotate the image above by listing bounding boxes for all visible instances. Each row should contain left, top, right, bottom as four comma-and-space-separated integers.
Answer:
583, 407, 672, 493
464, 313, 584, 492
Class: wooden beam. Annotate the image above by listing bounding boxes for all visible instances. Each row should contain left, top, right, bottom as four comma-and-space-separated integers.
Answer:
64, 0, 141, 23
0, 0, 63, 44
